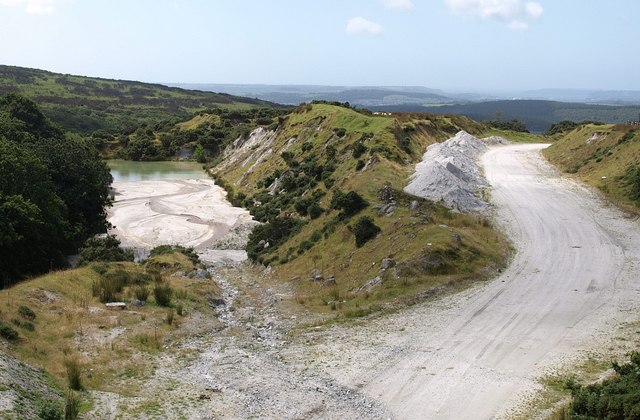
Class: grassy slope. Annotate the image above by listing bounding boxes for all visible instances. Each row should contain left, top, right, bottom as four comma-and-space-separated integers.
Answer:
0, 253, 221, 399
0, 65, 278, 134
543, 124, 640, 213
214, 104, 510, 317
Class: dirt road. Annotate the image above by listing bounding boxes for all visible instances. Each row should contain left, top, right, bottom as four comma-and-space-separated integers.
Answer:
358, 143, 640, 418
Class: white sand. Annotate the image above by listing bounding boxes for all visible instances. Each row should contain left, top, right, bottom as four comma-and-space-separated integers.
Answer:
107, 179, 254, 251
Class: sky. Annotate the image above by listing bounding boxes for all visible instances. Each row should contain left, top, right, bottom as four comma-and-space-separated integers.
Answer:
0, 0, 639, 92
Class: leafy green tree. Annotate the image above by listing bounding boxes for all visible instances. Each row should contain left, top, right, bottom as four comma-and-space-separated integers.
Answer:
193, 143, 206, 163
0, 137, 68, 282
0, 95, 113, 283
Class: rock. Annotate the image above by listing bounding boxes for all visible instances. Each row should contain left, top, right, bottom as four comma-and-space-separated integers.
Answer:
359, 276, 383, 292
378, 185, 395, 202
189, 268, 209, 279
322, 275, 337, 287
309, 268, 323, 282
409, 200, 420, 211
381, 258, 395, 269
105, 302, 126, 310
451, 233, 462, 244
131, 299, 145, 307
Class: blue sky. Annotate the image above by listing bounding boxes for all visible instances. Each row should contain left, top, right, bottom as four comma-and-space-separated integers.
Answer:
0, 0, 638, 92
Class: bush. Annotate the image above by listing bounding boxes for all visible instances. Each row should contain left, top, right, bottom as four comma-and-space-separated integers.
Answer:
92, 269, 130, 303
330, 190, 369, 219
64, 391, 80, 420
166, 308, 174, 325
308, 202, 324, 219
571, 352, 640, 419
65, 358, 83, 391
353, 216, 381, 247
77, 235, 134, 265
149, 245, 199, 264
18, 305, 36, 321
0, 322, 18, 340
134, 285, 150, 301
154, 284, 173, 307
38, 399, 63, 420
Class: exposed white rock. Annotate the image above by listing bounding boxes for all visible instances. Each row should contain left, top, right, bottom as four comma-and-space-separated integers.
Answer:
404, 130, 490, 213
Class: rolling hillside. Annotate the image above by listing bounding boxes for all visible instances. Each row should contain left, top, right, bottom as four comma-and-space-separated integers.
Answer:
0, 65, 281, 135
210, 103, 510, 315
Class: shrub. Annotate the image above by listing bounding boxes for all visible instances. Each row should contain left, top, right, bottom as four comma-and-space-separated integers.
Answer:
355, 160, 365, 171
330, 190, 369, 219
18, 305, 36, 321
13, 319, 35, 331
176, 304, 183, 316
149, 245, 199, 264
38, 399, 63, 420
64, 391, 80, 420
352, 141, 367, 158
92, 269, 130, 303
308, 202, 324, 219
166, 309, 174, 326
353, 216, 381, 247
134, 285, 150, 301
65, 358, 83, 391
77, 235, 134, 265
154, 284, 173, 307
571, 351, 640, 419
0, 322, 18, 340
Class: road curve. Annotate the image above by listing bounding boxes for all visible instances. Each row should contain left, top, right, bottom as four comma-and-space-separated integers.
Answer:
363, 144, 640, 419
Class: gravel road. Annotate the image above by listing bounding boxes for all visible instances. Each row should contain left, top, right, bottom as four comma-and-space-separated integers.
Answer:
360, 143, 640, 418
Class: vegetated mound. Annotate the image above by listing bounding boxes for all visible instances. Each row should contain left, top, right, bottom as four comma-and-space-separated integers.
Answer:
404, 131, 491, 213
0, 65, 282, 135
212, 102, 510, 315
0, 250, 223, 413
544, 123, 640, 213
0, 351, 63, 419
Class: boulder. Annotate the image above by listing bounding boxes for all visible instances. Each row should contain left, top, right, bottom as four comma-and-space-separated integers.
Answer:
381, 258, 395, 269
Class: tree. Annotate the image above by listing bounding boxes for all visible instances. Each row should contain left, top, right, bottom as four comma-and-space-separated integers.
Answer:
193, 143, 206, 163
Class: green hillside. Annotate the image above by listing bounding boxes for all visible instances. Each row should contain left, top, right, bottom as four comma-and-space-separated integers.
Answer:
544, 123, 640, 213
0, 65, 280, 135
212, 103, 510, 316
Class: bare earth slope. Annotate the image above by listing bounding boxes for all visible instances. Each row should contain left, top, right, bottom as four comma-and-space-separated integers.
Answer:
359, 143, 640, 418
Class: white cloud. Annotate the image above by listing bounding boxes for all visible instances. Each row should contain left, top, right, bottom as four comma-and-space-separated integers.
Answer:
445, 0, 543, 29
0, 0, 59, 14
346, 17, 383, 36
382, 0, 414, 11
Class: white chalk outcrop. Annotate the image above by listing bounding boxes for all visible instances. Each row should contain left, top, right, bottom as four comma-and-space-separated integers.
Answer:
404, 131, 493, 213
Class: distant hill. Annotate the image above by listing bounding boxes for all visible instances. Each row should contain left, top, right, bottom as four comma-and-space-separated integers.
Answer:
372, 100, 640, 133
520, 89, 640, 105
0, 65, 281, 135
172, 83, 456, 107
